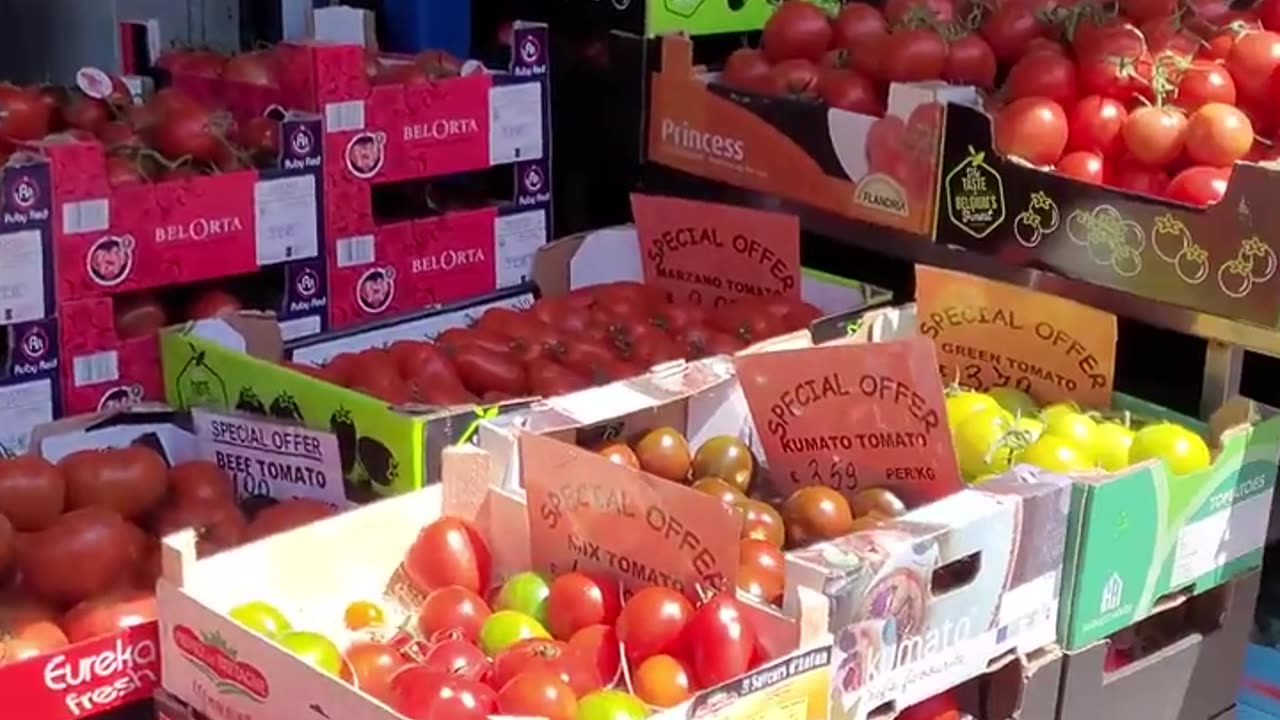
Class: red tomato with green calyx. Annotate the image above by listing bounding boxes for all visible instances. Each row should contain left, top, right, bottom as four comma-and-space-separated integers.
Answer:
1122, 105, 1188, 167
762, 1, 834, 63
994, 97, 1069, 167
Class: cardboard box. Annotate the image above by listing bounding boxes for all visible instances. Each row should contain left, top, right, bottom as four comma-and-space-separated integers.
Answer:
156, 444, 836, 720
1058, 571, 1260, 720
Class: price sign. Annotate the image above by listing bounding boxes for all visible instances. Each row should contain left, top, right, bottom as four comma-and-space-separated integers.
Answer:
733, 337, 963, 507
521, 432, 741, 600
915, 266, 1117, 408
631, 193, 801, 308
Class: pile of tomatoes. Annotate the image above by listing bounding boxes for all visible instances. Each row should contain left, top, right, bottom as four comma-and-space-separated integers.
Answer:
291, 283, 823, 406
0, 79, 282, 185
0, 449, 336, 666
161, 45, 464, 89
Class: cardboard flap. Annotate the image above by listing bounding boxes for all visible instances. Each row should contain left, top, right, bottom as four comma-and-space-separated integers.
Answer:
1209, 396, 1261, 443
660, 34, 696, 76
166, 311, 284, 363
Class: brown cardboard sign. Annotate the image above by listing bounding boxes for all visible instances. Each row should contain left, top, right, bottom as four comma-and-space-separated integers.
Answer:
520, 432, 741, 599
733, 337, 964, 507
915, 266, 1117, 408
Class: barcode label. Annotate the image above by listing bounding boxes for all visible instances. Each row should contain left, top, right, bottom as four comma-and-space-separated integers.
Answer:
325, 101, 365, 133
336, 235, 375, 268
62, 199, 109, 234
72, 350, 119, 387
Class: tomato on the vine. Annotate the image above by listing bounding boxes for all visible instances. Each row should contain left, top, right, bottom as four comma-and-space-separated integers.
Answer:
817, 69, 885, 115
1165, 165, 1231, 206
879, 29, 948, 83
1057, 151, 1106, 184
980, 3, 1046, 63
1198, 12, 1260, 60
1225, 30, 1280, 103
1184, 102, 1253, 166
1121, 105, 1187, 167
1141, 17, 1201, 58
884, 0, 954, 24
762, 0, 833, 63
768, 59, 820, 97
1005, 52, 1078, 107
943, 34, 997, 89
1175, 62, 1237, 111
994, 97, 1069, 167
1077, 50, 1153, 101
721, 48, 772, 93
831, 3, 888, 51
1067, 95, 1127, 155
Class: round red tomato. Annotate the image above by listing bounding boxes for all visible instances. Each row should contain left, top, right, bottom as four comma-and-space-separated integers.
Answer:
1056, 151, 1106, 183
1166, 165, 1231, 206
994, 97, 1069, 166
879, 29, 947, 83
768, 59, 820, 97
762, 1, 833, 63
491, 638, 602, 696
1077, 50, 1153, 101
817, 69, 884, 115
980, 3, 1046, 63
1198, 12, 1259, 60
721, 48, 772, 93
943, 34, 997, 90
831, 4, 888, 51
1141, 17, 1200, 58
1004, 52, 1078, 107
61, 589, 156, 643
1185, 102, 1254, 166
1066, 95, 1127, 155
497, 670, 577, 720
686, 593, 756, 688
344, 641, 410, 703
1226, 30, 1280, 102
419, 637, 490, 683
418, 585, 492, 643
568, 624, 622, 686
1107, 160, 1171, 196
403, 517, 492, 596
545, 572, 622, 641
389, 667, 497, 720
1122, 105, 1188, 167
0, 84, 52, 141
1176, 62, 1237, 111
615, 587, 693, 664
898, 690, 962, 720
1261, 0, 1280, 30
884, 0, 953, 24
1121, 0, 1176, 21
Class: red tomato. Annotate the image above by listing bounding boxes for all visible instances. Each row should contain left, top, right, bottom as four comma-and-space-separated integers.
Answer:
389, 667, 497, 720
491, 638, 603, 696
649, 303, 706, 334
1165, 165, 1231, 206
0, 599, 68, 665
898, 690, 962, 720
187, 289, 242, 319
615, 587, 693, 664
1066, 95, 1127, 155
349, 374, 412, 405
879, 29, 947, 83
1057, 151, 1106, 183
61, 590, 156, 643
1073, 17, 1146, 58
685, 593, 756, 688
1141, 17, 1200, 58
0, 84, 52, 140
817, 69, 884, 115
437, 327, 517, 357
721, 48, 773, 93
63, 93, 110, 134
943, 34, 997, 90
148, 104, 223, 163
238, 116, 280, 157
1077, 50, 1153, 101
526, 358, 592, 396
344, 641, 410, 703
980, 3, 1046, 63
1262, 0, 1280, 31
762, 1, 833, 63
1176, 62, 1237, 112
768, 59, 820, 97
1121, 0, 1176, 22
1122, 105, 1188, 167
994, 97, 1069, 166
419, 637, 490, 683
387, 340, 454, 380
568, 624, 622, 686
1004, 52, 1078, 107
677, 325, 748, 358
105, 155, 147, 186
1106, 160, 1171, 196
1184, 102, 1254, 166
451, 346, 528, 397
849, 32, 888, 80
1199, 13, 1259, 60
884, 0, 954, 24
1226, 30, 1280, 103
403, 517, 492, 596
497, 670, 577, 720
418, 586, 492, 643
831, 4, 888, 51
545, 572, 622, 641
223, 51, 278, 86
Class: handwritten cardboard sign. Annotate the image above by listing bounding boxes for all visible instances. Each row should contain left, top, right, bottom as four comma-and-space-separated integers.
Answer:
193, 409, 350, 508
915, 266, 1117, 408
733, 337, 963, 507
631, 193, 801, 308
520, 432, 741, 599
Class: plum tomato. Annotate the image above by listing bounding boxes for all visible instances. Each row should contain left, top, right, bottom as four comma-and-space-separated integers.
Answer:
762, 0, 833, 63
419, 636, 491, 683
418, 585, 492, 643
817, 69, 884, 115
616, 587, 694, 664
404, 517, 492, 596
1184, 102, 1254, 166
1056, 151, 1106, 184
721, 48, 772, 93
1175, 62, 1237, 112
1165, 165, 1231, 206
633, 427, 692, 482
980, 2, 1047, 63
497, 670, 577, 720
451, 346, 528, 398
686, 593, 756, 688
1077, 49, 1153, 101
831, 3, 888, 51
994, 97, 1068, 167
545, 571, 622, 640
634, 654, 695, 708
344, 640, 410, 703
491, 637, 602, 696
1004, 52, 1078, 107
568, 624, 622, 686
1066, 95, 1127, 155
389, 667, 497, 720
1122, 105, 1187, 167
879, 29, 947, 83
1225, 30, 1280, 103
943, 34, 997, 90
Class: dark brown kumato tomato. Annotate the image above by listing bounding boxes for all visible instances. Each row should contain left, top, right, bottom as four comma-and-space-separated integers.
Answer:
782, 487, 855, 547
633, 428, 691, 482
690, 476, 746, 506
59, 446, 168, 521
0, 455, 66, 531
597, 443, 639, 470
735, 498, 786, 548
691, 436, 754, 493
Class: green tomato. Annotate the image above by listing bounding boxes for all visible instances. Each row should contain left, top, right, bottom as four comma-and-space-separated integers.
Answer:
1092, 422, 1136, 472
1012, 416, 1044, 442
479, 610, 550, 656
277, 631, 342, 677
989, 387, 1039, 417
1018, 435, 1095, 474
1043, 411, 1099, 453
953, 407, 1015, 478
228, 601, 292, 638
946, 390, 998, 429
495, 571, 551, 627
576, 690, 651, 720
1128, 422, 1212, 476
1040, 402, 1081, 426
